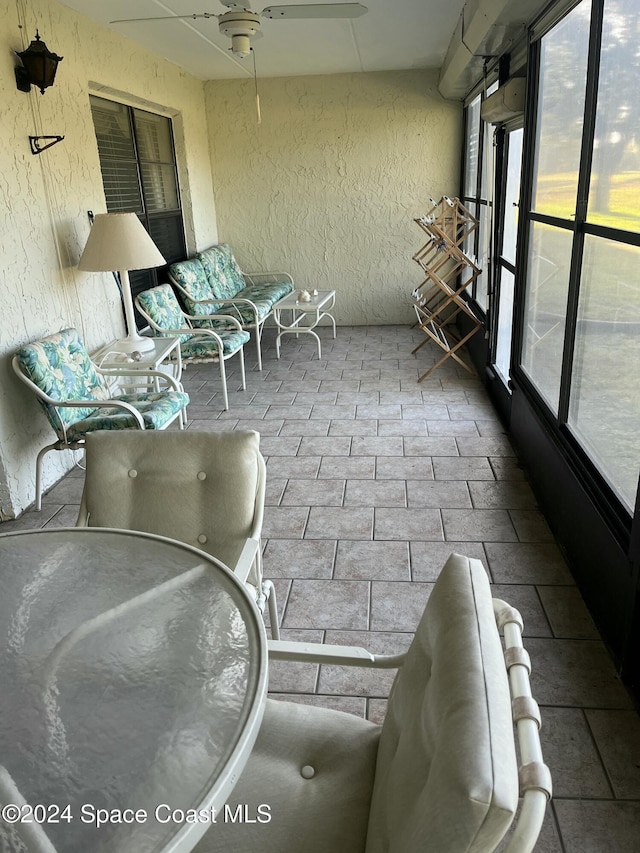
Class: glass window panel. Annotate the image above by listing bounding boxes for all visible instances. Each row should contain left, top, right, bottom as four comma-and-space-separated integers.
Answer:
90, 96, 136, 160
480, 107, 496, 199
129, 269, 154, 302
462, 201, 478, 262
99, 162, 143, 214
475, 202, 492, 310
140, 164, 179, 212
588, 0, 640, 233
495, 268, 515, 383
502, 129, 524, 264
90, 97, 186, 330
521, 222, 573, 411
90, 97, 143, 215
464, 96, 481, 197
568, 236, 640, 510
148, 215, 186, 264
133, 110, 175, 164
531, 0, 592, 218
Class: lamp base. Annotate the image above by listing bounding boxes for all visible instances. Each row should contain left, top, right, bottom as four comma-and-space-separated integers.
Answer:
112, 335, 157, 355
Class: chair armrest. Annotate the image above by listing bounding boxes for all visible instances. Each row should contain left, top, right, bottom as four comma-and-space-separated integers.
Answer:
243, 271, 294, 286
267, 639, 406, 668
12, 364, 147, 429
62, 398, 146, 428
96, 366, 183, 392
182, 313, 245, 334
191, 296, 262, 323
12, 357, 183, 431
233, 537, 260, 585
493, 598, 552, 853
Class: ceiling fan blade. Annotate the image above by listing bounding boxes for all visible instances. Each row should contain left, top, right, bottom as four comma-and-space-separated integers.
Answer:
261, 3, 367, 20
110, 13, 219, 24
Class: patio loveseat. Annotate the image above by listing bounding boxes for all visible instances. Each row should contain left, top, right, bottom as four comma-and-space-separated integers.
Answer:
168, 244, 294, 370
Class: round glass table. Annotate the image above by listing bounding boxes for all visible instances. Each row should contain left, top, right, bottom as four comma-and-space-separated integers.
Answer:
0, 527, 268, 853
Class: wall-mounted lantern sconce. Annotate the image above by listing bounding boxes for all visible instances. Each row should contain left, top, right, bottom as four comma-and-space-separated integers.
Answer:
15, 31, 63, 95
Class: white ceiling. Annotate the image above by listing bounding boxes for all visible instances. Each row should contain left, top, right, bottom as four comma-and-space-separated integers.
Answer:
58, 0, 468, 82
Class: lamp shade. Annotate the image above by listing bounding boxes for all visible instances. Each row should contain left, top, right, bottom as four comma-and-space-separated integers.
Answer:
78, 213, 166, 272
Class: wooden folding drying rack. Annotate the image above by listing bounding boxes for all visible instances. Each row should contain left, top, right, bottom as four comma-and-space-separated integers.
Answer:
411, 197, 482, 382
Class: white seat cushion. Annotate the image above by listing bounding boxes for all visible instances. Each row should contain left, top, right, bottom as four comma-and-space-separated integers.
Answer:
194, 697, 380, 853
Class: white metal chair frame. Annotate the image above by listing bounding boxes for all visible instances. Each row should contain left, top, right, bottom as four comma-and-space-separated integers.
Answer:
169, 270, 295, 372
267, 596, 551, 853
134, 297, 247, 412
229, 450, 279, 639
12, 358, 186, 512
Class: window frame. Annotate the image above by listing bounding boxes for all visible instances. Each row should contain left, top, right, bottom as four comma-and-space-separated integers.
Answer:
460, 77, 499, 312
513, 0, 640, 535
89, 95, 186, 317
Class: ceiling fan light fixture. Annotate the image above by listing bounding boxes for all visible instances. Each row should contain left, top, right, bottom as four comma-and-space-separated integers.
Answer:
231, 34, 252, 58
219, 9, 261, 57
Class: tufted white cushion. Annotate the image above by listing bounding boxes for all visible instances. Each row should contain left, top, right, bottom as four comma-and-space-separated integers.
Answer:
365, 553, 518, 852
194, 553, 519, 853
82, 430, 262, 577
195, 697, 380, 853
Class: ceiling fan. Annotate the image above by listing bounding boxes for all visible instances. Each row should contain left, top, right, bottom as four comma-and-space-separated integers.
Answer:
111, 2, 368, 60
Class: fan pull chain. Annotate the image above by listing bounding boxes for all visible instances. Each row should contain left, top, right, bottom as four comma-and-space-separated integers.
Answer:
252, 48, 262, 125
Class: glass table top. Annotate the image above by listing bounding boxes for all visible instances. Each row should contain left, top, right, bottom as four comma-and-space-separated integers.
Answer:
0, 528, 267, 853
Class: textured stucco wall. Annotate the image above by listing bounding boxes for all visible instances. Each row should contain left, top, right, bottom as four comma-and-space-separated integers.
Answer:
204, 70, 461, 326
0, 0, 217, 518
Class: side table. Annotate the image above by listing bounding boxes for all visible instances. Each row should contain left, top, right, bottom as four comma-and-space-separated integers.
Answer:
272, 290, 337, 359
93, 336, 183, 391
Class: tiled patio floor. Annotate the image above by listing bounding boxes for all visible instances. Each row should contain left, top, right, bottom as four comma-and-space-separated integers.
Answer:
5, 324, 640, 850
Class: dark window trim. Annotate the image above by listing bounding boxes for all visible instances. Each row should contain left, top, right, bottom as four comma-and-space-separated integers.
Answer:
89, 95, 186, 322
511, 0, 637, 541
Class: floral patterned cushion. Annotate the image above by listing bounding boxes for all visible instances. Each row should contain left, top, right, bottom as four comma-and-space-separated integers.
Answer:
217, 243, 247, 291
136, 285, 193, 344
168, 259, 222, 316
197, 245, 245, 300
176, 246, 294, 328
137, 285, 249, 361
223, 298, 274, 325
224, 279, 294, 323
15, 328, 110, 433
188, 316, 239, 330
65, 389, 190, 442
243, 281, 294, 304
180, 329, 250, 360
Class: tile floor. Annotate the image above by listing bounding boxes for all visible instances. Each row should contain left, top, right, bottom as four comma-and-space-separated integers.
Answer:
5, 323, 640, 851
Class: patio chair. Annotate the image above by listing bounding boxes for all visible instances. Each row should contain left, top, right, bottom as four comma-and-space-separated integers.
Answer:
169, 246, 294, 371
12, 327, 189, 512
76, 429, 280, 639
135, 283, 249, 411
194, 553, 551, 853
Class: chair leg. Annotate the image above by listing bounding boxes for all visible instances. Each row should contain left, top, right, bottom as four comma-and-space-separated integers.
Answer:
34, 442, 59, 511
219, 355, 229, 411
239, 345, 247, 391
262, 579, 280, 640
255, 322, 263, 371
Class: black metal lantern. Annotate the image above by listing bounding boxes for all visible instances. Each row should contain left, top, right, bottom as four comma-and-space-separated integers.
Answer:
15, 31, 63, 95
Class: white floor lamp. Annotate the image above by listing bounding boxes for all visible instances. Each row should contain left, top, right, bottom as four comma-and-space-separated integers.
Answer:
78, 212, 166, 353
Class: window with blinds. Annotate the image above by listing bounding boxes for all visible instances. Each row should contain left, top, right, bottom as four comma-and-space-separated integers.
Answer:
89, 96, 186, 316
